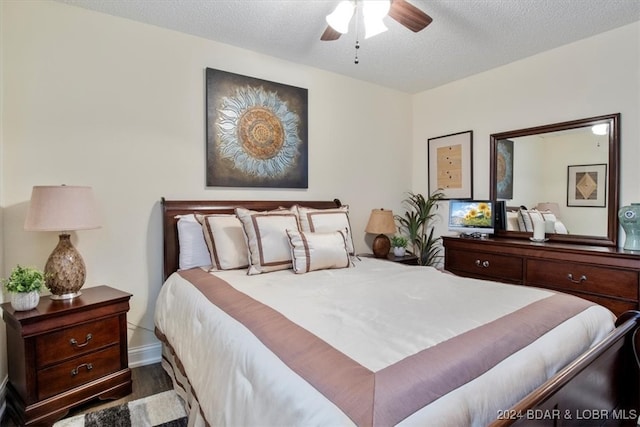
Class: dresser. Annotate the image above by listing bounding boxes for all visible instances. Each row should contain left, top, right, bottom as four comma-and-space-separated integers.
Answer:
1, 285, 132, 426
442, 236, 640, 317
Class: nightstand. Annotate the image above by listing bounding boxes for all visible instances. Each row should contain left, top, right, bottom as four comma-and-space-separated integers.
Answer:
360, 253, 419, 265
1, 285, 132, 426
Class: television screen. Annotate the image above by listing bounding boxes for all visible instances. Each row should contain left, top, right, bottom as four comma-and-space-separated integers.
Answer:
448, 200, 495, 236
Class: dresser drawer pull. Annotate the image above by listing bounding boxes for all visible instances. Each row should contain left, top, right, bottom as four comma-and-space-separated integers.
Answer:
567, 273, 587, 284
70, 333, 93, 348
70, 363, 93, 377
475, 259, 489, 268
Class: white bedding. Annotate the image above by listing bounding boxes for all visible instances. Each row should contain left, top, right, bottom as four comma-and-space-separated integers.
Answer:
154, 258, 615, 427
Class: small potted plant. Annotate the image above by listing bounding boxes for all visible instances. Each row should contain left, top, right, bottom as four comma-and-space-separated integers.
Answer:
2, 265, 45, 311
390, 235, 409, 257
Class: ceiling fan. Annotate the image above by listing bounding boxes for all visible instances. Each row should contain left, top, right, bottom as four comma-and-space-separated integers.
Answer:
320, 0, 433, 41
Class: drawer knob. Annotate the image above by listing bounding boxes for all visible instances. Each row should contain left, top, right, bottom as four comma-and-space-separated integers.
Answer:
567, 273, 587, 284
71, 363, 93, 377
70, 333, 93, 348
475, 259, 489, 268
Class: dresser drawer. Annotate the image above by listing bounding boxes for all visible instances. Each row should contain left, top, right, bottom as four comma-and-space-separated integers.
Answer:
526, 259, 639, 301
36, 316, 120, 368
445, 248, 523, 282
37, 344, 122, 400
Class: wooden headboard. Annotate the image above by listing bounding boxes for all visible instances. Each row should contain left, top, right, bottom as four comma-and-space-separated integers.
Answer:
161, 198, 342, 281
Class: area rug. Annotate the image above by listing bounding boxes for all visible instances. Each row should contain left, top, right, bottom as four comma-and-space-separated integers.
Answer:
53, 390, 187, 427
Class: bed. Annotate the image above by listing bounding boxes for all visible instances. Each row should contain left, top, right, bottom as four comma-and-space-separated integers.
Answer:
155, 198, 640, 426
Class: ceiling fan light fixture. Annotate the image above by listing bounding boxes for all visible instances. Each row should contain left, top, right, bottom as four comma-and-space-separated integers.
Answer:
326, 1, 355, 34
364, 0, 390, 38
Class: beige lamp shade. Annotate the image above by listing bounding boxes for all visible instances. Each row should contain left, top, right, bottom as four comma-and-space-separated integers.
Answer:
24, 185, 101, 300
365, 209, 396, 258
24, 185, 102, 231
535, 202, 561, 219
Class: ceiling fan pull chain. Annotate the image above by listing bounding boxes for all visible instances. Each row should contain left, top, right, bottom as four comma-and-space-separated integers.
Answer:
354, 40, 360, 64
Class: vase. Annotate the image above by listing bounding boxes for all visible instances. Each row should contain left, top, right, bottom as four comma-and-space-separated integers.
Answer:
393, 247, 406, 257
619, 203, 640, 251
10, 291, 40, 311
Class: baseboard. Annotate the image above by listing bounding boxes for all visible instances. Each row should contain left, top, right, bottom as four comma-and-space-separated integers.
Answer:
128, 342, 163, 368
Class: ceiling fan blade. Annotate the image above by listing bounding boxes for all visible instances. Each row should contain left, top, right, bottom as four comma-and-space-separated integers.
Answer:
388, 0, 433, 33
321, 25, 342, 41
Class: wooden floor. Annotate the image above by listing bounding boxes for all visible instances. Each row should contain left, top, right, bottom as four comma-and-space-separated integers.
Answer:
1, 363, 173, 427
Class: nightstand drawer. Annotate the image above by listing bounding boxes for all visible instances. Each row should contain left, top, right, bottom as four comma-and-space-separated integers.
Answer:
527, 259, 639, 300
445, 248, 523, 282
36, 316, 120, 367
37, 344, 121, 400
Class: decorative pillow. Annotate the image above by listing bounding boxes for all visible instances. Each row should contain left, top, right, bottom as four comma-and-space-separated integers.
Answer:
286, 229, 351, 274
517, 209, 557, 232
236, 207, 299, 275
197, 214, 248, 271
176, 215, 211, 270
296, 205, 355, 255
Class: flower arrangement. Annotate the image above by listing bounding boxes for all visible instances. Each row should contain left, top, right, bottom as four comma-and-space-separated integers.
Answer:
2, 265, 46, 293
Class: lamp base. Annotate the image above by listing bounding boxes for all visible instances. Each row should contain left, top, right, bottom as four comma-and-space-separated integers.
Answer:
372, 234, 391, 258
45, 234, 87, 300
49, 291, 82, 300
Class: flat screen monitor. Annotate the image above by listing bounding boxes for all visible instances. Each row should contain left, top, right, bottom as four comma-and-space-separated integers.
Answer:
448, 200, 495, 237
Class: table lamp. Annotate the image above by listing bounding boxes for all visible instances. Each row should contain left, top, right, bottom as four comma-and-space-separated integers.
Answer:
24, 185, 101, 300
365, 208, 396, 258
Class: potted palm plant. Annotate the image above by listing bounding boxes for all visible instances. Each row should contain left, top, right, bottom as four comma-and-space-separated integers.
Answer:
3, 265, 45, 311
395, 190, 445, 266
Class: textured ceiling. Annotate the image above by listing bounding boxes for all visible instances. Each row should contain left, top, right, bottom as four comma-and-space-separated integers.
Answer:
55, 0, 640, 93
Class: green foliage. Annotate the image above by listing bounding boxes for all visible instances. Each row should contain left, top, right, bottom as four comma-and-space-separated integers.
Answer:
394, 190, 445, 267
390, 235, 408, 248
2, 265, 45, 293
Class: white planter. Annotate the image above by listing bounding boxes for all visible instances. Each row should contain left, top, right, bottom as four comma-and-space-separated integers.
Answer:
393, 247, 406, 257
10, 291, 40, 311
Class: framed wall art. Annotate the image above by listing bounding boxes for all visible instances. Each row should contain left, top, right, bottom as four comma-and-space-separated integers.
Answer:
428, 130, 473, 199
206, 68, 308, 188
495, 139, 514, 200
567, 163, 607, 207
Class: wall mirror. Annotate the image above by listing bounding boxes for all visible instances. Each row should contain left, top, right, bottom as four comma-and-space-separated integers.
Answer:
490, 113, 619, 247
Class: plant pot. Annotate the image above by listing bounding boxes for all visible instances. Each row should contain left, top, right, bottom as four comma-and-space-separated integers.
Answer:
393, 247, 406, 257
10, 291, 40, 311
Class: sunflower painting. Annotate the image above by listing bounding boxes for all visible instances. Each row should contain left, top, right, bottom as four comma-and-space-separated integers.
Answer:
206, 68, 308, 188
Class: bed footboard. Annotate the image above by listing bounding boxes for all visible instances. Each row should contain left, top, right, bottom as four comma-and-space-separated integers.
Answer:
492, 310, 640, 426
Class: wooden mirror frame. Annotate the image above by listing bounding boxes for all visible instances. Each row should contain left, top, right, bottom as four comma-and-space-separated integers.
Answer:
490, 113, 620, 247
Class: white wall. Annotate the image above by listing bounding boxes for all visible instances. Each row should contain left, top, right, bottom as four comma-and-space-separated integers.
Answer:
0, 0, 412, 391
412, 22, 640, 239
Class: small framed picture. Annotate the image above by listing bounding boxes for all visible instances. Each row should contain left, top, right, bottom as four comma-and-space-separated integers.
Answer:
567, 163, 607, 207
428, 130, 473, 199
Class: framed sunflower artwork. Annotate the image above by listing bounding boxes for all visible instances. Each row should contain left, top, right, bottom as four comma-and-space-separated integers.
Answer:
205, 68, 308, 188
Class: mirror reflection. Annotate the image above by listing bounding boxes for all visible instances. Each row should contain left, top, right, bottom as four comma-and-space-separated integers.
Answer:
490, 113, 619, 247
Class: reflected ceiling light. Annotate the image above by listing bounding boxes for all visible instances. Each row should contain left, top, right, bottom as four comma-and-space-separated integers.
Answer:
326, 1, 355, 34
363, 0, 390, 39
592, 124, 608, 135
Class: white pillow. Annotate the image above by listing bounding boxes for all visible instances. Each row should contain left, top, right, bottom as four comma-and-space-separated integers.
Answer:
517, 209, 557, 232
296, 205, 355, 255
286, 229, 351, 274
235, 207, 299, 275
176, 214, 211, 270
197, 214, 248, 271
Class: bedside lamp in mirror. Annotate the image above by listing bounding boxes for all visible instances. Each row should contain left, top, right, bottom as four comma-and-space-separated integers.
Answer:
365, 208, 396, 258
24, 185, 101, 300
